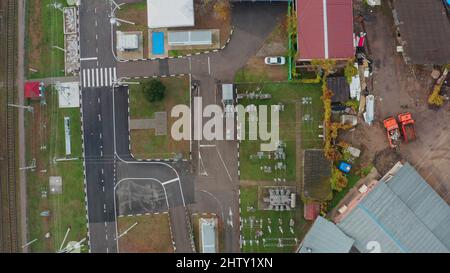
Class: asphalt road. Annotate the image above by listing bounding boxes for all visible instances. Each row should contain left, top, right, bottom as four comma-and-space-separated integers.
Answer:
116, 2, 287, 253
80, 0, 194, 253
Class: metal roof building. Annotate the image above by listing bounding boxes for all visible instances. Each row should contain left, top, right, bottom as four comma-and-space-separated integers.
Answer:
327, 76, 351, 103
337, 163, 450, 253
298, 216, 354, 253
296, 0, 355, 60
200, 218, 217, 253
147, 0, 194, 29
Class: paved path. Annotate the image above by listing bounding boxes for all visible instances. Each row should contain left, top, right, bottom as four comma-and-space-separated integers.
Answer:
17, 0, 27, 253
79, 1, 287, 253
116, 2, 287, 253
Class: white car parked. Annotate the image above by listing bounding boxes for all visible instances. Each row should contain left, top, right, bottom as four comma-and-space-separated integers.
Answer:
264, 56, 286, 65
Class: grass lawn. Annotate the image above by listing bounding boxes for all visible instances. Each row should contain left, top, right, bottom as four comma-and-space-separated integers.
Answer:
26, 88, 86, 252
240, 186, 311, 253
26, 0, 67, 79
129, 76, 190, 159
191, 214, 221, 253
118, 214, 174, 253
236, 82, 324, 181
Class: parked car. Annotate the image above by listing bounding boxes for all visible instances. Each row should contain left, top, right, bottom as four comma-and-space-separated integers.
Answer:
264, 56, 286, 65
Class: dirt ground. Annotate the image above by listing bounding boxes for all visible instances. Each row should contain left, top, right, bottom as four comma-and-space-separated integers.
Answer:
340, 3, 450, 203
118, 213, 174, 253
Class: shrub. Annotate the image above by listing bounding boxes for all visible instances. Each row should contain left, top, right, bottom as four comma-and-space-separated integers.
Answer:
142, 79, 166, 102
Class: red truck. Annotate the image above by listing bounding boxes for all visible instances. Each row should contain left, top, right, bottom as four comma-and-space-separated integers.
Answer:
398, 112, 416, 143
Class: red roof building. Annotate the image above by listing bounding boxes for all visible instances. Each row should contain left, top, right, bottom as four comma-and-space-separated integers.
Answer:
25, 82, 42, 99
304, 202, 321, 221
296, 0, 355, 61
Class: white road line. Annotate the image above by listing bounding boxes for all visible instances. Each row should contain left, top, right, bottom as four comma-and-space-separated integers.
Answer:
83, 69, 87, 88
113, 67, 117, 83
100, 68, 104, 87
91, 69, 95, 88
162, 178, 180, 186
80, 57, 98, 61
216, 147, 232, 182
199, 144, 216, 148
104, 68, 109, 86
208, 56, 211, 75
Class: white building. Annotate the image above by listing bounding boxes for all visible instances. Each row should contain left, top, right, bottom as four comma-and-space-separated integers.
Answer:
147, 0, 195, 29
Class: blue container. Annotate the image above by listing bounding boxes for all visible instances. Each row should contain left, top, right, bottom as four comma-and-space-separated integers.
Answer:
338, 162, 352, 174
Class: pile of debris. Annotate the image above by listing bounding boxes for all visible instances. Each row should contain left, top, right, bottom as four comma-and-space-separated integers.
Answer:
63, 6, 80, 75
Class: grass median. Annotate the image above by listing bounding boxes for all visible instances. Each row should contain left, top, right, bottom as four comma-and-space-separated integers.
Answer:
129, 76, 190, 160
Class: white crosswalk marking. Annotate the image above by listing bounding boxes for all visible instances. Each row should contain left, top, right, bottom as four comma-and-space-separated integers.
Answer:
81, 67, 117, 88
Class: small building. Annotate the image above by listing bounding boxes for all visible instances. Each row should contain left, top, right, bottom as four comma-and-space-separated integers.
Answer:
296, 0, 355, 60
147, 0, 194, 29
199, 218, 218, 253
303, 149, 332, 202
297, 216, 354, 253
25, 81, 43, 99
304, 202, 320, 221
222, 84, 234, 107
327, 77, 351, 103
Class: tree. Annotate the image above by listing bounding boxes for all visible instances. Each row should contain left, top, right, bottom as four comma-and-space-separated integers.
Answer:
142, 79, 166, 102
330, 168, 348, 192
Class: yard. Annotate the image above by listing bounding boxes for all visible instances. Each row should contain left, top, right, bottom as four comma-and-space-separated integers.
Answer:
118, 213, 174, 253
25, 88, 86, 252
236, 82, 324, 182
240, 186, 311, 253
26, 0, 67, 79
129, 76, 190, 160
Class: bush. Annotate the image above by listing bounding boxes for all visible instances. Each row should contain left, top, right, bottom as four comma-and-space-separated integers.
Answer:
330, 167, 348, 192
428, 83, 444, 106
142, 79, 166, 102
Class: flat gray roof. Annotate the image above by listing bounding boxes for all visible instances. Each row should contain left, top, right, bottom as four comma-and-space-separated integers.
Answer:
393, 0, 450, 64
200, 218, 217, 253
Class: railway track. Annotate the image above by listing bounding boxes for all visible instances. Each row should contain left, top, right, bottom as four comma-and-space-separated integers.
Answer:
0, 0, 19, 253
